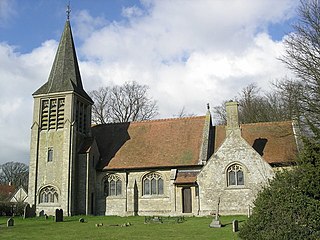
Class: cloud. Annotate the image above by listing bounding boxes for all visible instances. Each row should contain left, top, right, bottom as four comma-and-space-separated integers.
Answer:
0, 0, 16, 27
78, 0, 297, 117
0, 40, 57, 164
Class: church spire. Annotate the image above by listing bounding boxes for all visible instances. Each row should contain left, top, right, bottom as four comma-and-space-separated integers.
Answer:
33, 15, 93, 104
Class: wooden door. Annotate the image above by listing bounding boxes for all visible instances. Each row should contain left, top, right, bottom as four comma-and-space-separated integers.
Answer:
182, 187, 192, 213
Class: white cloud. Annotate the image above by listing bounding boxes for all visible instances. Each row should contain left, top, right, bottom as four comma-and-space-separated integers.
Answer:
0, 41, 57, 164
79, 0, 297, 117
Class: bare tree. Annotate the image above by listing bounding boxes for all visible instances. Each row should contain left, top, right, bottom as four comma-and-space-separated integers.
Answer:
0, 162, 29, 190
90, 81, 158, 124
213, 83, 295, 124
280, 0, 320, 134
174, 106, 195, 118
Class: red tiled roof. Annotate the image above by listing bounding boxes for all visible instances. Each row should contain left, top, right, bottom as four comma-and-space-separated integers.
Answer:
92, 116, 207, 170
0, 185, 15, 200
214, 121, 298, 164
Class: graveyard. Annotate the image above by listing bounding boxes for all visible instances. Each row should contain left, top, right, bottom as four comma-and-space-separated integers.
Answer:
0, 215, 246, 239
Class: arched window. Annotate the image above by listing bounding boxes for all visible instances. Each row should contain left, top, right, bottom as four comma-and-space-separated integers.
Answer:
39, 186, 59, 203
104, 174, 122, 196
227, 164, 244, 186
143, 172, 164, 195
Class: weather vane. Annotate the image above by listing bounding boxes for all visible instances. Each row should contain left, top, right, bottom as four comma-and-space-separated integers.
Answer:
66, 2, 71, 20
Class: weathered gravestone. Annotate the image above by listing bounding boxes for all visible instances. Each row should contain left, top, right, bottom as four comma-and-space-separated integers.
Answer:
23, 204, 36, 219
55, 209, 63, 222
7, 217, 14, 227
233, 220, 239, 232
39, 210, 45, 217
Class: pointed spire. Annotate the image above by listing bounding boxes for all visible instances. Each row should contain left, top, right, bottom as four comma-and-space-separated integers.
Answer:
33, 18, 93, 104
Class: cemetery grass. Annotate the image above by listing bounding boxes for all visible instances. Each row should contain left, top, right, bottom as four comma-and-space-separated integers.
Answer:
0, 215, 247, 240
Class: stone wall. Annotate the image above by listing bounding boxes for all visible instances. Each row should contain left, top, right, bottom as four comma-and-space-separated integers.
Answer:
95, 170, 197, 216
197, 131, 274, 215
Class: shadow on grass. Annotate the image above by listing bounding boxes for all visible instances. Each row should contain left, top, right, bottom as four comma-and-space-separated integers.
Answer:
221, 220, 245, 227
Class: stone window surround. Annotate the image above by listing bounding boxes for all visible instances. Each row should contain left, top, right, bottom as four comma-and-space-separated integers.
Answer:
38, 185, 60, 205
142, 172, 164, 196
224, 162, 248, 188
47, 147, 53, 162
103, 174, 123, 197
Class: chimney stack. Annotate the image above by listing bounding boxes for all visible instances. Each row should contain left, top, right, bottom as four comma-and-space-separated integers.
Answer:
226, 101, 241, 136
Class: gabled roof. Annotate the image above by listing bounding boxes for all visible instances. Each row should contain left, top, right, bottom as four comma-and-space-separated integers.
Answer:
9, 187, 28, 203
33, 20, 93, 103
214, 121, 298, 164
92, 116, 207, 170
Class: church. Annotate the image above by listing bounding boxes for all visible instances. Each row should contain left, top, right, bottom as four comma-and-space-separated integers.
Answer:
27, 18, 299, 217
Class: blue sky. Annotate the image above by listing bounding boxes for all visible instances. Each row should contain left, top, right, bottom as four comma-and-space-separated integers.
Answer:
0, 0, 299, 165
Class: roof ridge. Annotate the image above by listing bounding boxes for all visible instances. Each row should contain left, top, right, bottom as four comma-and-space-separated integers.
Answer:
94, 115, 206, 127
240, 120, 293, 126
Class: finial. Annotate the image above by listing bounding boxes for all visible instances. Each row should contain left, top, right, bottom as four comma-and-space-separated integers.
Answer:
66, 2, 71, 20
207, 103, 210, 110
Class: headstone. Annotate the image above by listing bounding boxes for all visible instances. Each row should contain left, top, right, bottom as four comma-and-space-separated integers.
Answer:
232, 220, 239, 232
39, 210, 45, 217
7, 217, 14, 227
23, 204, 36, 218
44, 214, 48, 220
247, 205, 251, 217
54, 209, 63, 222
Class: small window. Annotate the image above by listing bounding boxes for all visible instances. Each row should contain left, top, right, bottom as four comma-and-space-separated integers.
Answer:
227, 164, 244, 186
104, 174, 122, 196
48, 148, 53, 162
143, 172, 164, 195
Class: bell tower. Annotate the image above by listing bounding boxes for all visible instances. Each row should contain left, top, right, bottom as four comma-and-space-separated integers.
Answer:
28, 12, 93, 216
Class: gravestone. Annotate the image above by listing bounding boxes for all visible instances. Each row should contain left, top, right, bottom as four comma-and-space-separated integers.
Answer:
24, 204, 36, 218
39, 210, 45, 217
7, 217, 14, 227
54, 209, 63, 222
232, 220, 239, 232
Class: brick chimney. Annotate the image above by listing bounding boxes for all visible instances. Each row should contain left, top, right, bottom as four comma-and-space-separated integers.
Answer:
226, 101, 241, 136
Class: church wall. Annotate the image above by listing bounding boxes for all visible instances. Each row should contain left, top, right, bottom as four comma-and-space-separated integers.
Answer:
197, 131, 274, 215
96, 170, 179, 216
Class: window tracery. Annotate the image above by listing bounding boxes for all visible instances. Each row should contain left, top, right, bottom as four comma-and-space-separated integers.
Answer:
39, 186, 59, 204
227, 164, 244, 186
143, 172, 164, 195
104, 174, 122, 196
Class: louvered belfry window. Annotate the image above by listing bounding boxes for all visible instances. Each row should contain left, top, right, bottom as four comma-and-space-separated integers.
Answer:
41, 98, 65, 130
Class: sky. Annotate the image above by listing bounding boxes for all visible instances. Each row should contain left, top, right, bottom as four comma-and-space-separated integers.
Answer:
0, 0, 300, 165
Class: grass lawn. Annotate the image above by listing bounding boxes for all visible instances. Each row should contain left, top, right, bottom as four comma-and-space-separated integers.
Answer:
0, 215, 247, 240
